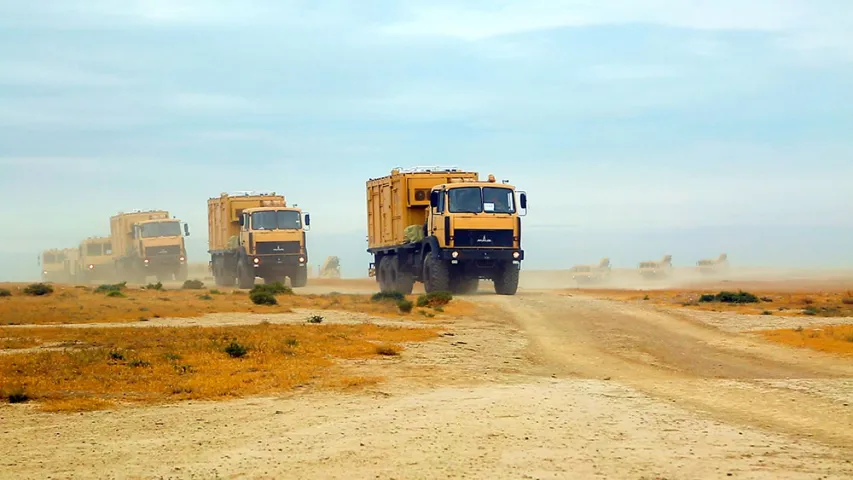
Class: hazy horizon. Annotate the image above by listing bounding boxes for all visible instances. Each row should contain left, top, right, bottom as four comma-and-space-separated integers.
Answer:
2, 1, 852, 281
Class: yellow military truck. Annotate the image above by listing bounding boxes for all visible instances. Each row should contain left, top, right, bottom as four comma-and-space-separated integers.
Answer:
77, 236, 114, 283
570, 257, 611, 284
319, 256, 341, 278
366, 167, 527, 295
110, 210, 190, 283
40, 248, 75, 283
697, 253, 728, 275
639, 254, 673, 279
208, 192, 311, 289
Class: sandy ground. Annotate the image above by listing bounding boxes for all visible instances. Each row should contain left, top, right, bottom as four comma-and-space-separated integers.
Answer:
2, 271, 853, 479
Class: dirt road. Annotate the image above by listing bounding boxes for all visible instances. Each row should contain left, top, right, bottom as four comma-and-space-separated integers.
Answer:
2, 284, 852, 479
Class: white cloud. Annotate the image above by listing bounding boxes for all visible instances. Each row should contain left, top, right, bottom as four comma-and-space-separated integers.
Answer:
0, 61, 126, 88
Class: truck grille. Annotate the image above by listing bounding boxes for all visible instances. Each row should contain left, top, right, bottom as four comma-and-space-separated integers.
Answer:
453, 229, 514, 248
145, 245, 181, 257
256, 241, 301, 255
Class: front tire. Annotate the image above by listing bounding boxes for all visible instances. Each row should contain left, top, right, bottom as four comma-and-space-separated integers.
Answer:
237, 260, 255, 289
423, 251, 450, 293
493, 262, 519, 295
290, 266, 308, 288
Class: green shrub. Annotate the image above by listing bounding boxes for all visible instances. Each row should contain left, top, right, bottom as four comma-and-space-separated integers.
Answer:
397, 299, 414, 313
803, 306, 819, 316
106, 290, 125, 298
224, 341, 248, 358
0, 288, 11, 297
416, 291, 453, 308
699, 291, 759, 304
23, 283, 53, 296
209, 289, 223, 295
251, 282, 292, 296
182, 279, 205, 290
199, 294, 213, 301
144, 281, 163, 291
372, 291, 405, 302
95, 282, 127, 294
307, 315, 324, 324
6, 387, 29, 404
250, 291, 277, 305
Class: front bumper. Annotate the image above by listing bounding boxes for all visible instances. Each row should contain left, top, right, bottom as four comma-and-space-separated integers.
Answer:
251, 254, 307, 271
439, 248, 524, 262
143, 255, 186, 269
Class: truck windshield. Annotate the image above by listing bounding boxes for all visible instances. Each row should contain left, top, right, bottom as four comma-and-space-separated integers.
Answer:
448, 186, 516, 214
483, 187, 515, 214
44, 254, 58, 264
140, 221, 182, 238
86, 244, 102, 256
448, 187, 483, 213
252, 210, 302, 230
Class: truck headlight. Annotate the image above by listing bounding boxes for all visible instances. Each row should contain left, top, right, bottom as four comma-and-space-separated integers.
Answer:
144, 258, 149, 264
512, 251, 520, 259
451, 251, 459, 258
298, 256, 305, 263
253, 257, 260, 264
179, 256, 185, 262
88, 264, 94, 269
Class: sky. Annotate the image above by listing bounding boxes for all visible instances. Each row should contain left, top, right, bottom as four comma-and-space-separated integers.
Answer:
1, 0, 852, 280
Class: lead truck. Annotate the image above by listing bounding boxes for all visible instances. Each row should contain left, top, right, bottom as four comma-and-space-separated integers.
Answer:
207, 192, 311, 289
366, 166, 527, 295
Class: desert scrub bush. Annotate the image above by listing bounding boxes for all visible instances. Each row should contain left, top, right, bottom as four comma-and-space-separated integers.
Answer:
375, 343, 401, 356
144, 281, 163, 291
251, 282, 292, 296
95, 282, 127, 294
209, 289, 223, 295
182, 279, 205, 290
416, 291, 453, 308
699, 291, 759, 304
803, 306, 819, 316
106, 290, 126, 298
372, 291, 405, 302
250, 291, 277, 306
0, 288, 11, 297
199, 294, 213, 301
843, 297, 853, 305
801, 297, 815, 305
5, 387, 29, 404
307, 314, 324, 324
224, 341, 248, 358
760, 296, 774, 302
397, 299, 414, 313
23, 283, 54, 296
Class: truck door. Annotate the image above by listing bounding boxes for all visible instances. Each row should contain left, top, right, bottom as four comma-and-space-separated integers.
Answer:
429, 189, 448, 247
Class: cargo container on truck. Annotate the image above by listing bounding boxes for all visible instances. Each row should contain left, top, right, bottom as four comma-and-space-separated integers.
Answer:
110, 210, 190, 283
208, 192, 311, 289
77, 236, 114, 283
366, 166, 527, 295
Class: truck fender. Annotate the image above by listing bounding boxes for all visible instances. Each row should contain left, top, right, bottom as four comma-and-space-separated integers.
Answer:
420, 236, 442, 266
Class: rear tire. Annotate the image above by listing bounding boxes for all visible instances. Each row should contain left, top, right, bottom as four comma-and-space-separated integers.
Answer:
378, 256, 394, 293
493, 262, 519, 295
423, 251, 450, 293
390, 256, 414, 294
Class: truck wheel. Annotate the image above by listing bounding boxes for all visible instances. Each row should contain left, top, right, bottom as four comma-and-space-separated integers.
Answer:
377, 257, 393, 293
493, 262, 520, 295
290, 266, 308, 288
237, 261, 255, 289
423, 251, 450, 293
390, 256, 414, 294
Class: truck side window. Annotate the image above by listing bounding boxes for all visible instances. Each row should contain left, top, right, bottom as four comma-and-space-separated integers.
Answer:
437, 190, 445, 213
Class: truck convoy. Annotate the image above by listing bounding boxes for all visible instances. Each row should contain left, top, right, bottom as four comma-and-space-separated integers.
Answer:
110, 210, 190, 283
366, 167, 527, 295
77, 236, 114, 283
208, 192, 311, 289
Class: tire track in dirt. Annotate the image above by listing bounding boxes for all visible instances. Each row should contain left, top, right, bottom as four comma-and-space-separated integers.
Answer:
476, 290, 853, 448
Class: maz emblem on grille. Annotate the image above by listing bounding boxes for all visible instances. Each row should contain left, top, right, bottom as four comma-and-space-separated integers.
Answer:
158, 249, 169, 254
273, 246, 285, 252
476, 235, 492, 243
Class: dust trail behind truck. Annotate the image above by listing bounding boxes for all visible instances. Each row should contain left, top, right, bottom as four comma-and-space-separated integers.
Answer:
366, 166, 527, 295
110, 210, 190, 284
208, 192, 311, 289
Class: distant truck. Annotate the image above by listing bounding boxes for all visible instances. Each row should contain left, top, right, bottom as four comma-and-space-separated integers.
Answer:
110, 210, 190, 283
319, 256, 341, 278
366, 167, 527, 295
39, 248, 77, 283
570, 257, 611, 284
207, 192, 311, 289
639, 254, 673, 279
697, 253, 728, 275
77, 236, 114, 283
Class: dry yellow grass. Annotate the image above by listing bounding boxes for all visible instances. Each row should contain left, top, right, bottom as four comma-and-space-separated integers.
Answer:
569, 288, 853, 317
0, 323, 438, 412
0, 282, 474, 326
756, 324, 853, 356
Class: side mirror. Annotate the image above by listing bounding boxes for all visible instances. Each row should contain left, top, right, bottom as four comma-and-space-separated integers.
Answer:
184, 223, 190, 237
429, 191, 439, 208
239, 216, 244, 226
519, 192, 527, 209
304, 213, 311, 226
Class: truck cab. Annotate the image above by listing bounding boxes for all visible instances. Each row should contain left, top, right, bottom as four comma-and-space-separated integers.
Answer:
236, 206, 310, 284
78, 237, 114, 283
40, 249, 67, 282
133, 218, 190, 281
